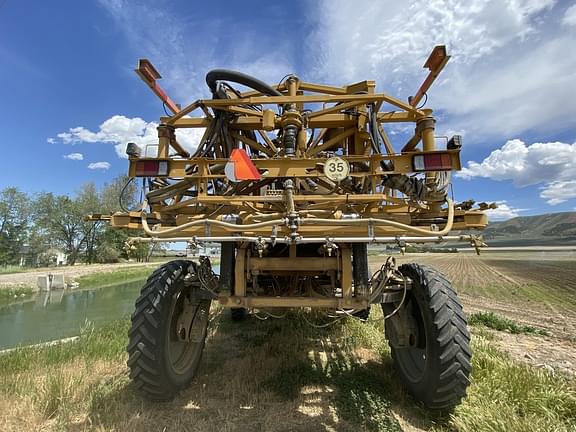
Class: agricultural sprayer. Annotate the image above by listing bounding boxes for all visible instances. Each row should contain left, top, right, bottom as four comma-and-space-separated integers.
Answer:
91, 46, 487, 409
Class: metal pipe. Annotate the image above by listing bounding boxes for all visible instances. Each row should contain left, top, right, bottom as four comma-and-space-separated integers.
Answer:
241, 212, 284, 223
242, 209, 334, 224
129, 234, 470, 245
300, 198, 454, 236
140, 199, 453, 238
140, 202, 287, 237
284, 179, 296, 215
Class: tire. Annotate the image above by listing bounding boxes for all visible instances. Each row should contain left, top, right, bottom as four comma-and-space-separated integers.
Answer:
383, 263, 471, 410
127, 260, 211, 400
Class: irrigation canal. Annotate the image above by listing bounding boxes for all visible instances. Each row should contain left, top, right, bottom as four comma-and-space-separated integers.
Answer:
0, 265, 219, 350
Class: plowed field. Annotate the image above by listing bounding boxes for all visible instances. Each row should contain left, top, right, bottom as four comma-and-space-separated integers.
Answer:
371, 251, 576, 337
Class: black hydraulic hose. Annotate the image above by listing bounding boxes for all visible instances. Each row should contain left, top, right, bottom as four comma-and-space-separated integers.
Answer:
205, 69, 283, 97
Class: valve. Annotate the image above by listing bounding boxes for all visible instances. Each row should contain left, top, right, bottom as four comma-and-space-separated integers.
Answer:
255, 236, 267, 258
187, 238, 199, 252
321, 238, 338, 257
283, 179, 300, 240
396, 238, 407, 255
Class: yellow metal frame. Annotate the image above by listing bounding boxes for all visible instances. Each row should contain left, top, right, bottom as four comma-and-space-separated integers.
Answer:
114, 78, 482, 233
95, 47, 489, 309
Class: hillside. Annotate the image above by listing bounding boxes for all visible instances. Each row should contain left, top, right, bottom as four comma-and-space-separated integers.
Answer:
484, 211, 576, 245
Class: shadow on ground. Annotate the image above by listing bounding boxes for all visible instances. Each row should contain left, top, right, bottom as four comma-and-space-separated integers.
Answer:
78, 311, 447, 432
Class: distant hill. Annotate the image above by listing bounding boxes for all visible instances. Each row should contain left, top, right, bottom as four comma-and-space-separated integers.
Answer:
484, 211, 576, 246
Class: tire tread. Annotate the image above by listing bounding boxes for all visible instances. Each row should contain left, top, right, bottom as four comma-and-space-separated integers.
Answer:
391, 263, 472, 410
127, 260, 204, 400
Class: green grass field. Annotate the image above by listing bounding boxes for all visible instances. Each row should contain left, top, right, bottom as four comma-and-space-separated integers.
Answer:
74, 266, 154, 289
0, 286, 34, 303
0, 266, 27, 275
468, 311, 549, 336
0, 267, 154, 305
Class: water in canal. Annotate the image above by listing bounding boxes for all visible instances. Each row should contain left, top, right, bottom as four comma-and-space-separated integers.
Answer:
0, 265, 219, 350
0, 280, 145, 350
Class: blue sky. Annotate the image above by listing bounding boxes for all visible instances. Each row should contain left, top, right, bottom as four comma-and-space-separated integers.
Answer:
1, 0, 575, 220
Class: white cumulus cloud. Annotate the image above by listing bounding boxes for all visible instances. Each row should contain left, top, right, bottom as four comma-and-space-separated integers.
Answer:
63, 152, 84, 160
87, 162, 111, 170
539, 180, 576, 205
563, 4, 576, 26
54, 115, 204, 158
457, 139, 576, 205
93, 1, 575, 143
308, 0, 575, 140
309, 0, 554, 82
485, 201, 526, 221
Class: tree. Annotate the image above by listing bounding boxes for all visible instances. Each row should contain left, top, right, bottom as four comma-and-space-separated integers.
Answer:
23, 175, 147, 266
0, 188, 30, 265
76, 183, 103, 264
95, 176, 152, 262
33, 193, 89, 265
101, 175, 139, 213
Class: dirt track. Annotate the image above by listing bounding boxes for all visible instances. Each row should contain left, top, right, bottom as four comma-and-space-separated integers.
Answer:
0, 262, 161, 290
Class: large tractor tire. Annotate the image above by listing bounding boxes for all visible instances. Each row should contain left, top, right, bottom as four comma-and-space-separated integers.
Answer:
383, 263, 471, 410
127, 260, 211, 400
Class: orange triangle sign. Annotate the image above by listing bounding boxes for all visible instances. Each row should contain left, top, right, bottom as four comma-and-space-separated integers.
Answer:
227, 149, 261, 181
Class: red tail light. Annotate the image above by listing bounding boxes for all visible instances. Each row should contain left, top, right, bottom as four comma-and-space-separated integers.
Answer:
135, 160, 169, 176
413, 153, 452, 171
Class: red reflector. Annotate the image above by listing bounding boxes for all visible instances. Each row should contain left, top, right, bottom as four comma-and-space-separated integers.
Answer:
413, 153, 452, 171
135, 160, 168, 176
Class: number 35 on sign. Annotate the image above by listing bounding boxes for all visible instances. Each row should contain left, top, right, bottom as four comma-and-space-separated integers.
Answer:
323, 156, 350, 182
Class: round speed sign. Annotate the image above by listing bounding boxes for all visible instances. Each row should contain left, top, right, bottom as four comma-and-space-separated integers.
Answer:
324, 156, 350, 182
